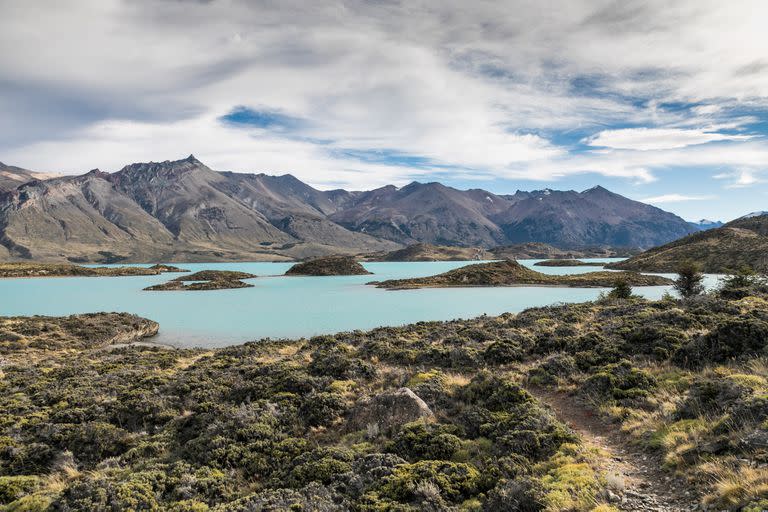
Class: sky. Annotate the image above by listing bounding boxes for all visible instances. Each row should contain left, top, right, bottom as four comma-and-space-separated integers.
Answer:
1, 0, 767, 221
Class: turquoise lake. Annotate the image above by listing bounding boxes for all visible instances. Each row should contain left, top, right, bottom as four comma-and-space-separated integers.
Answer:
0, 259, 722, 347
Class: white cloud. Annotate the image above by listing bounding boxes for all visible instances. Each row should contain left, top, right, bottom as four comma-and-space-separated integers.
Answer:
0, 0, 768, 189
714, 168, 765, 189
639, 194, 716, 203
585, 128, 753, 151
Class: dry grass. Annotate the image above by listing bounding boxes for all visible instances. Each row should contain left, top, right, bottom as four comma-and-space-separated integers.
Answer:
701, 463, 768, 508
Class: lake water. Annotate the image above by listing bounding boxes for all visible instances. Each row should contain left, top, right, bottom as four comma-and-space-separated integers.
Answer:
0, 259, 722, 347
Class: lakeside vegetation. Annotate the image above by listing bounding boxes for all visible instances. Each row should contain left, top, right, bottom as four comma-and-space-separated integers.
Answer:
371, 260, 671, 290
2, 271, 767, 510
0, 263, 187, 279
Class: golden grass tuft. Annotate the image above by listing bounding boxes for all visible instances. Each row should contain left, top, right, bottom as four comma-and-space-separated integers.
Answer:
701, 464, 768, 508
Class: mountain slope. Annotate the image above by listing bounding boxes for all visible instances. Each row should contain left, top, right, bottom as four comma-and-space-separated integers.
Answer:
0, 171, 176, 261
328, 181, 512, 247
0, 156, 398, 262
0, 162, 52, 192
110, 156, 293, 250
490, 186, 695, 249
606, 214, 768, 273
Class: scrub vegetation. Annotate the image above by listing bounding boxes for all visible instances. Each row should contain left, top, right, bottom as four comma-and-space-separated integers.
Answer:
0, 274, 767, 510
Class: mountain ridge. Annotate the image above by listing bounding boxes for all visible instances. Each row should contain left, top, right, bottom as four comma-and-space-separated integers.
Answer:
0, 156, 697, 262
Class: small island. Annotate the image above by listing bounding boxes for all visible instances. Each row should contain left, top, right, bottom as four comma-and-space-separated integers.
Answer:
144, 270, 257, 291
285, 256, 372, 276
533, 259, 602, 267
364, 243, 492, 262
370, 259, 672, 289
0, 262, 188, 278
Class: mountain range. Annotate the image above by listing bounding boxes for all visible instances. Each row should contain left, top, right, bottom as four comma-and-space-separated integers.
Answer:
0, 155, 697, 262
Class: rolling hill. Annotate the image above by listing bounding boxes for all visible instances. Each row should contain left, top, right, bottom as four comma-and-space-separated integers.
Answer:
606, 214, 768, 273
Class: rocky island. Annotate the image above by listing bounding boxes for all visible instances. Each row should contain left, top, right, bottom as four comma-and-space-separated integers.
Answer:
285, 255, 372, 276
0, 262, 187, 279
533, 259, 602, 267
371, 259, 672, 289
144, 270, 257, 291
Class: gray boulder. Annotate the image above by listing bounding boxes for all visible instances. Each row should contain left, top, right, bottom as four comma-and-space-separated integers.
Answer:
345, 387, 434, 435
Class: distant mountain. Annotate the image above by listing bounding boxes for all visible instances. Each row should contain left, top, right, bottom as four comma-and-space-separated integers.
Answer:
689, 219, 724, 231
328, 182, 511, 247
0, 156, 697, 262
0, 162, 51, 192
607, 214, 768, 273
739, 211, 768, 220
489, 186, 695, 249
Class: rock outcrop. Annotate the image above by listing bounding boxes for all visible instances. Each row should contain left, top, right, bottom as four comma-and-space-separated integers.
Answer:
345, 387, 434, 434
286, 256, 371, 276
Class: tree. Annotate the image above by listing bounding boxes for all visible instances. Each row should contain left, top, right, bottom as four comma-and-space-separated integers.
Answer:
673, 261, 705, 298
719, 266, 760, 299
608, 278, 633, 300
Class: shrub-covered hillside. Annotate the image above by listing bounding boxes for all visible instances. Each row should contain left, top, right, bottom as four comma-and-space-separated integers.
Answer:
1, 284, 768, 510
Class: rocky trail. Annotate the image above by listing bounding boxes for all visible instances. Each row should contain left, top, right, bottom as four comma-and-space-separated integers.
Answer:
526, 387, 704, 512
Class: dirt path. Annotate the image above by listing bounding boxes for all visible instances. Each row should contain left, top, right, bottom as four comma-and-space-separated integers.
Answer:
526, 387, 702, 512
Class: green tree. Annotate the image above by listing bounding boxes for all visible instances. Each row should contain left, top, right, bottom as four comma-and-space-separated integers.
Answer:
608, 278, 633, 300
673, 261, 705, 298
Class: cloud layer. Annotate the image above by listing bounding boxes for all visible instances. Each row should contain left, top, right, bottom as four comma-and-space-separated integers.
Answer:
0, 0, 767, 193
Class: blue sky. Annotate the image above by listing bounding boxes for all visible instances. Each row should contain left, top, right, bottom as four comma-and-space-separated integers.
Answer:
1, 0, 767, 221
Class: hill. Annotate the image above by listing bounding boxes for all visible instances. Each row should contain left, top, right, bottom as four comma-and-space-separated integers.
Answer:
606, 214, 768, 273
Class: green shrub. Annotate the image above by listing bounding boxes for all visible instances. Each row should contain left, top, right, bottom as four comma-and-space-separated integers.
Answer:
0, 476, 40, 504
674, 318, 768, 368
582, 360, 656, 404
386, 422, 463, 462
380, 460, 480, 503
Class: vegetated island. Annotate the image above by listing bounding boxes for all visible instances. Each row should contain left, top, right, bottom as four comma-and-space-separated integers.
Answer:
144, 270, 257, 291
362, 242, 639, 263
533, 259, 602, 267
0, 262, 187, 278
285, 255, 372, 276
370, 259, 671, 289
363, 243, 493, 262
491, 242, 638, 260
2, 276, 768, 509
606, 214, 768, 273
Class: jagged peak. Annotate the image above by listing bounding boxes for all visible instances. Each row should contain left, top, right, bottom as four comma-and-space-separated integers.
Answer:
582, 185, 610, 194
